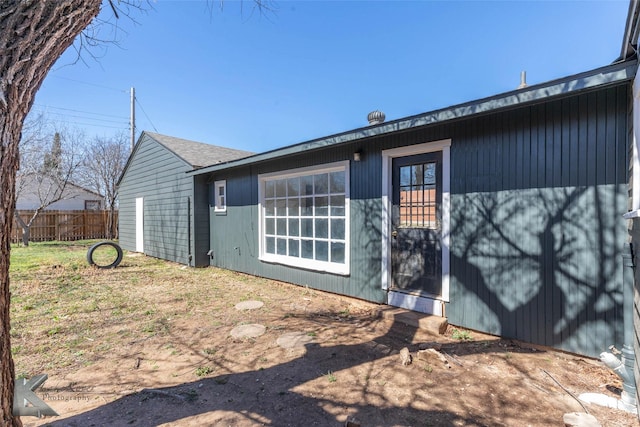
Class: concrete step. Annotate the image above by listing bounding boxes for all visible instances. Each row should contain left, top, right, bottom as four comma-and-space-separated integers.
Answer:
374, 306, 448, 335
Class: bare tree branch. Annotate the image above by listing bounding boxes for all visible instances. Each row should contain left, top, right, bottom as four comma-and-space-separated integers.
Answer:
15, 124, 87, 245
76, 132, 128, 238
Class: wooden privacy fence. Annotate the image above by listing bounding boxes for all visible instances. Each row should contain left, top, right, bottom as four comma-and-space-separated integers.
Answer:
12, 210, 118, 243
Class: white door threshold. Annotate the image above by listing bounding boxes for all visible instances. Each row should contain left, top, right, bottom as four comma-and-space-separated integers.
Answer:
388, 290, 445, 317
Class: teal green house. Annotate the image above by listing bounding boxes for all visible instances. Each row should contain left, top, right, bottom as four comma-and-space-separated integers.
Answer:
184, 60, 634, 359
119, 30, 639, 361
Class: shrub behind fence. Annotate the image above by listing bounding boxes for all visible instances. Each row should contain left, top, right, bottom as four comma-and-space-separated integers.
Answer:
12, 210, 118, 243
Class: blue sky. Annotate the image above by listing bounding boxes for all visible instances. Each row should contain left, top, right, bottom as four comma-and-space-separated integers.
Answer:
33, 0, 629, 153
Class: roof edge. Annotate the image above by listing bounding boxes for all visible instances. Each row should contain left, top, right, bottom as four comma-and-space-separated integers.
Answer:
620, 0, 640, 61
117, 131, 194, 187
190, 60, 637, 177
116, 130, 149, 187
144, 131, 212, 168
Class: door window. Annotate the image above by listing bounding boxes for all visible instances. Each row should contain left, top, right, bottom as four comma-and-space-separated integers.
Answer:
398, 162, 437, 229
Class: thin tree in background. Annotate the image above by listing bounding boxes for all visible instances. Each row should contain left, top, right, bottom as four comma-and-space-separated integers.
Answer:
79, 133, 129, 239
15, 127, 86, 246
41, 132, 62, 177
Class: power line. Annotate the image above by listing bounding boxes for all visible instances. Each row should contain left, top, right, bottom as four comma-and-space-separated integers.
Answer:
35, 81, 157, 136
33, 104, 128, 120
37, 111, 127, 126
37, 76, 130, 132
135, 97, 158, 132
32, 104, 129, 131
47, 75, 127, 93
43, 118, 127, 130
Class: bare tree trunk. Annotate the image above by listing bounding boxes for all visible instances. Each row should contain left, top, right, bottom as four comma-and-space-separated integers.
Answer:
14, 208, 50, 247
107, 208, 115, 240
0, 99, 20, 427
0, 2, 102, 424
112, 206, 120, 240
12, 214, 29, 247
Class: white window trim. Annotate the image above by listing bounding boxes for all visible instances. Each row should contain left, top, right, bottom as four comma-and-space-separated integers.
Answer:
214, 180, 227, 213
258, 161, 350, 275
381, 139, 451, 302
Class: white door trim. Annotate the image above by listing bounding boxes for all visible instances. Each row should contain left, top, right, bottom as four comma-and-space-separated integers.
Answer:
381, 139, 451, 308
135, 197, 144, 253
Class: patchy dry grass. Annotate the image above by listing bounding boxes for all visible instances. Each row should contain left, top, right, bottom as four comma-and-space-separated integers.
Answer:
9, 241, 299, 378
8, 241, 640, 427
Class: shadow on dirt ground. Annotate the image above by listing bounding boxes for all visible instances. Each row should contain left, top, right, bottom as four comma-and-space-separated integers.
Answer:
27, 308, 635, 427
11, 257, 637, 427
38, 319, 497, 427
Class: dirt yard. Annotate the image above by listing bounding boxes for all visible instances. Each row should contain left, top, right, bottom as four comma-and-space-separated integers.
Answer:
9, 246, 640, 427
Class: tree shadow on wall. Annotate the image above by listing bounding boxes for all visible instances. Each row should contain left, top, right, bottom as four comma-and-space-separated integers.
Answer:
449, 185, 626, 356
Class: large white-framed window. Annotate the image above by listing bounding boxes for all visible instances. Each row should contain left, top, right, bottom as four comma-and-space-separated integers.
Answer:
214, 180, 227, 213
258, 161, 350, 275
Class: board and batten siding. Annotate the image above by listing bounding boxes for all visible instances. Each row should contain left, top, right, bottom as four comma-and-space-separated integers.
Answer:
192, 174, 211, 267
118, 135, 193, 265
447, 84, 630, 357
206, 83, 629, 357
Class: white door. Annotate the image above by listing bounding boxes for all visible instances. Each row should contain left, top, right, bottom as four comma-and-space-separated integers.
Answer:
135, 197, 144, 253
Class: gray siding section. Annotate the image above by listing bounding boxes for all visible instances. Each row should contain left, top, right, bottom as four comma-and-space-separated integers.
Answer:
192, 174, 211, 267
118, 134, 193, 264
448, 85, 629, 357
205, 83, 629, 357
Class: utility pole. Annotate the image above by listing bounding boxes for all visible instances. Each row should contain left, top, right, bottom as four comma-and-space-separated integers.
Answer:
130, 87, 135, 152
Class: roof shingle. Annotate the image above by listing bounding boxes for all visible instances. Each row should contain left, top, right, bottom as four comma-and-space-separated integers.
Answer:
145, 132, 254, 168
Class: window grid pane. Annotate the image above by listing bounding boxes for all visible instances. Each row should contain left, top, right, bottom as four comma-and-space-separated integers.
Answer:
263, 169, 346, 266
399, 162, 437, 228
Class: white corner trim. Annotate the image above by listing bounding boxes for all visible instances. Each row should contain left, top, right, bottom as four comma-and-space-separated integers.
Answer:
632, 73, 640, 211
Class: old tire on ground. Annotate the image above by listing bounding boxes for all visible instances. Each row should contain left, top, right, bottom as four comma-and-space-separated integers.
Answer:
87, 241, 123, 269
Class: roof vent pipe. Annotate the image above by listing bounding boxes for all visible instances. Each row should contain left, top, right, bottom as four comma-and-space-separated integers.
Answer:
518, 71, 528, 89
367, 110, 386, 125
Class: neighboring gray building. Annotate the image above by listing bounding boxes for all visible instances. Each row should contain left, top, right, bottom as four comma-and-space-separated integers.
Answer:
117, 131, 253, 265
16, 175, 103, 211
